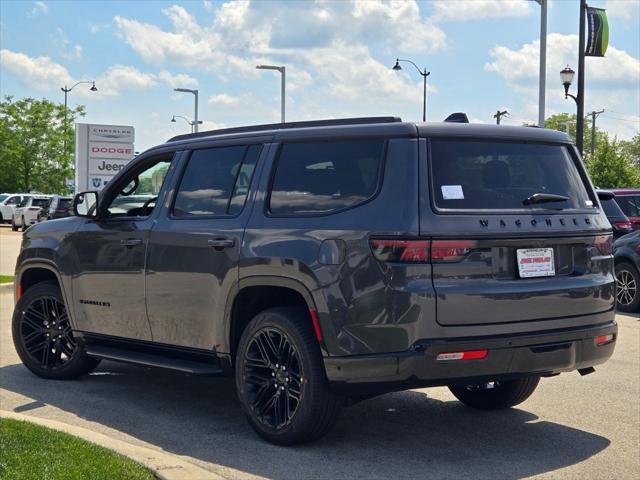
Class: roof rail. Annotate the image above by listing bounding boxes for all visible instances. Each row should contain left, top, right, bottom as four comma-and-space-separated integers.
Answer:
167, 116, 403, 143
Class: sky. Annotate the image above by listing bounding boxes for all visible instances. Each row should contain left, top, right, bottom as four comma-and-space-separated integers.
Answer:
1, 0, 639, 152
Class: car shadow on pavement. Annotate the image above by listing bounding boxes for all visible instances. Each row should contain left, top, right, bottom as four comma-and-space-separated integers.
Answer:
0, 361, 610, 480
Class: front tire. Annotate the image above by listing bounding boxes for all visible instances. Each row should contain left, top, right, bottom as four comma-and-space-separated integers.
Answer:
449, 376, 540, 410
616, 262, 640, 312
12, 281, 100, 380
235, 307, 343, 445
11, 217, 18, 231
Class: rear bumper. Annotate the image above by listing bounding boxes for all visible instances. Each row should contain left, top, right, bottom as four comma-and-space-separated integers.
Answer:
324, 320, 617, 394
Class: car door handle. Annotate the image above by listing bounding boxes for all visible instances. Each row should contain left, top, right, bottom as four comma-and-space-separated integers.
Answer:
120, 238, 142, 247
207, 238, 235, 248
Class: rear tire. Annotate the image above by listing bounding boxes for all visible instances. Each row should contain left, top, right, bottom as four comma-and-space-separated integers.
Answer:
235, 307, 343, 445
449, 376, 540, 410
616, 261, 640, 312
21, 216, 27, 232
12, 281, 101, 380
11, 217, 18, 231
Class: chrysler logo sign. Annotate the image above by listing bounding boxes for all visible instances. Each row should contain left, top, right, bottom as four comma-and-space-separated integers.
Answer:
89, 125, 135, 143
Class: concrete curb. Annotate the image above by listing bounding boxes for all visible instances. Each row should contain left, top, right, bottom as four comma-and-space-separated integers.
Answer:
1, 410, 226, 480
0, 283, 13, 293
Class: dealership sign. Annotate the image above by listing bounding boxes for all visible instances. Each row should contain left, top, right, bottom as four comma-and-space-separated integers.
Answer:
75, 123, 135, 192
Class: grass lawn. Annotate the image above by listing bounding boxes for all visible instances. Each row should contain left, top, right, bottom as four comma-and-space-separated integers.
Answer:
0, 419, 155, 480
0, 275, 13, 284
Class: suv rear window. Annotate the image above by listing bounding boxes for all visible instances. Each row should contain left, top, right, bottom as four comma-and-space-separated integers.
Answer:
430, 140, 594, 211
615, 195, 640, 217
269, 140, 385, 216
32, 198, 49, 207
601, 198, 625, 217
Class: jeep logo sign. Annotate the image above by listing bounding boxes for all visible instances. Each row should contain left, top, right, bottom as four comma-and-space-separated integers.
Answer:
75, 123, 135, 193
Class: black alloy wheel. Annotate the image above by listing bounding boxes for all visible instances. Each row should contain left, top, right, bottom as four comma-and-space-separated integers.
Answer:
12, 281, 100, 379
243, 327, 303, 430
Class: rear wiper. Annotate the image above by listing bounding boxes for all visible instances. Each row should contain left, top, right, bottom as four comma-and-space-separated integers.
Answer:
523, 193, 570, 206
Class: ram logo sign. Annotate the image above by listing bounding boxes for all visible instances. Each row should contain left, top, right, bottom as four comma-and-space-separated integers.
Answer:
75, 123, 135, 193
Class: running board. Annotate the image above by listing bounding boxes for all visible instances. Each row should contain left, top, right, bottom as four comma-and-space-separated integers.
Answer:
85, 345, 224, 375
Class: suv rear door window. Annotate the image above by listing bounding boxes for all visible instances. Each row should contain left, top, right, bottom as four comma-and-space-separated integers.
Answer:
430, 140, 594, 211
269, 139, 385, 215
31, 198, 49, 208
174, 144, 261, 217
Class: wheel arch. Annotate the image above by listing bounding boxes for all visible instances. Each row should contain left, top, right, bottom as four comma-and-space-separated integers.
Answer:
15, 261, 76, 328
226, 276, 335, 364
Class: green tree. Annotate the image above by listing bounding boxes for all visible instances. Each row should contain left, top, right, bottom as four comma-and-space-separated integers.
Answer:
543, 112, 607, 160
586, 135, 640, 188
0, 96, 85, 193
619, 133, 640, 170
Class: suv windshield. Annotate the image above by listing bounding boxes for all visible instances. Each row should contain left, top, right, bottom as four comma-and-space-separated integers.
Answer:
430, 140, 594, 211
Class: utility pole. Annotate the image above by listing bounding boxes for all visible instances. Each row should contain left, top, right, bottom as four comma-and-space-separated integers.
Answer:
589, 109, 605, 156
576, 0, 587, 155
494, 110, 508, 125
532, 0, 547, 127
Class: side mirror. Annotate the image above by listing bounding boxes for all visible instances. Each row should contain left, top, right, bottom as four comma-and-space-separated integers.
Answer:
73, 191, 99, 218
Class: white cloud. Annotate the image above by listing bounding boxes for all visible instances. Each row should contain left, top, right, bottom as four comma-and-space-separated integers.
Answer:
27, 1, 48, 17
202, 0, 214, 13
0, 49, 71, 89
605, 0, 640, 24
157, 69, 198, 88
432, 0, 531, 22
208, 93, 243, 106
97, 65, 158, 96
485, 33, 640, 139
89, 22, 109, 34
52, 28, 83, 61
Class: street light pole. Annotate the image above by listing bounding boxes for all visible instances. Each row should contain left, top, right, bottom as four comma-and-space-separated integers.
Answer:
171, 115, 202, 134
256, 65, 286, 123
60, 80, 97, 163
174, 88, 199, 132
392, 58, 430, 122
576, 0, 587, 156
532, 0, 547, 127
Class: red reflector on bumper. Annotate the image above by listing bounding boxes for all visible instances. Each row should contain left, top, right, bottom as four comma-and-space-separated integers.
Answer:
595, 334, 614, 346
436, 349, 488, 361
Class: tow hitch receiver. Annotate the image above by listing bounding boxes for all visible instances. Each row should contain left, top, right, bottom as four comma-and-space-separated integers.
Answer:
578, 367, 596, 376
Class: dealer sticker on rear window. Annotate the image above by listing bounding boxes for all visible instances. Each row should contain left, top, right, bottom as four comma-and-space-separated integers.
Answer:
441, 185, 464, 200
516, 248, 555, 278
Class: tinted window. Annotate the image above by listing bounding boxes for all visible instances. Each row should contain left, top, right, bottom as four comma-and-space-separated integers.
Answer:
18, 198, 28, 207
615, 195, 640, 217
601, 198, 625, 217
0, 195, 7, 202
32, 198, 49, 207
430, 140, 593, 211
174, 145, 261, 216
269, 140, 385, 215
57, 199, 72, 210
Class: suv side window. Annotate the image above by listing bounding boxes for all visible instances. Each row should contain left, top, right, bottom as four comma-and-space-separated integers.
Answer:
7, 196, 21, 205
173, 144, 261, 217
18, 197, 28, 208
269, 139, 385, 216
617, 195, 640, 217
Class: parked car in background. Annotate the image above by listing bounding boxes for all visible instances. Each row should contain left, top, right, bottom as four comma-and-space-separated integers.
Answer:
609, 189, 640, 231
0, 194, 28, 224
11, 195, 51, 231
597, 191, 633, 239
37, 195, 73, 222
614, 230, 640, 312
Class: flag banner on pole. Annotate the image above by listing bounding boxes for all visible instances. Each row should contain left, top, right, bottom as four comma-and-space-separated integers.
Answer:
585, 7, 608, 57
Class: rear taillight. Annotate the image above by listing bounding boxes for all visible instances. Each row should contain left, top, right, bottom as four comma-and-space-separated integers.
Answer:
594, 235, 613, 255
595, 334, 614, 347
370, 238, 477, 263
436, 349, 488, 361
431, 240, 477, 262
370, 239, 430, 263
613, 220, 632, 231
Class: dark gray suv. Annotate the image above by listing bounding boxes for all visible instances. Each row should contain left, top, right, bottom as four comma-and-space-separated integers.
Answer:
12, 117, 617, 445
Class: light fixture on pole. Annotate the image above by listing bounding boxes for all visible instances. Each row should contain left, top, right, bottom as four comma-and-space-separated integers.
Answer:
392, 58, 430, 122
171, 114, 202, 134
173, 88, 199, 132
256, 65, 286, 123
560, 65, 577, 103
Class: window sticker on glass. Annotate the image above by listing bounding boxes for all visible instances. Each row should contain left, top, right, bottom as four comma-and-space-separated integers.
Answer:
441, 185, 464, 200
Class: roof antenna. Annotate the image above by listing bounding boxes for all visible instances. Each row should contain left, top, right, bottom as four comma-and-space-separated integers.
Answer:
444, 112, 469, 123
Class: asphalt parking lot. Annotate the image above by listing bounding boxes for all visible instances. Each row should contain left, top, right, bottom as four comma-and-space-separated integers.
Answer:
1, 225, 638, 479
